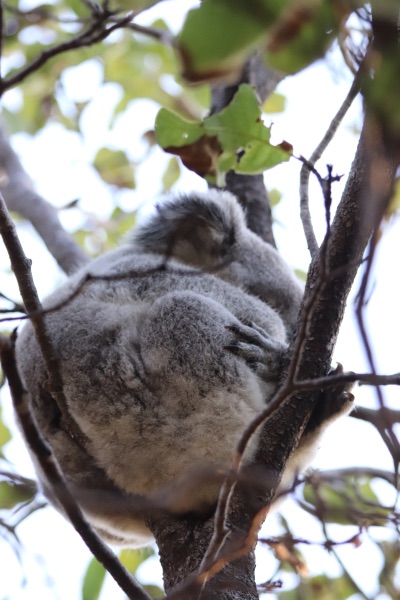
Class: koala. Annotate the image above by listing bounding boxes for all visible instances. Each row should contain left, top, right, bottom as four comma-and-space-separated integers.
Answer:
15, 190, 352, 547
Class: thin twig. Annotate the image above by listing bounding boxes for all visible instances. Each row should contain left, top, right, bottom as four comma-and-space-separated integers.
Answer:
315, 466, 399, 489
331, 543, 373, 600
0, 291, 26, 314
3, 2, 172, 43
0, 12, 133, 94
126, 21, 174, 44
0, 256, 236, 326
351, 405, 400, 461
0, 193, 89, 449
354, 163, 400, 468
299, 59, 365, 258
260, 527, 363, 551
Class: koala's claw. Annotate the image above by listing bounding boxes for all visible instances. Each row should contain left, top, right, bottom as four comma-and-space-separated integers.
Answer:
225, 321, 286, 382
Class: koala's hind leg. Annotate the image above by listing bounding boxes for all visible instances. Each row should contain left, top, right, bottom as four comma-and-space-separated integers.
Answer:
138, 290, 285, 401
111, 290, 281, 504
224, 321, 286, 384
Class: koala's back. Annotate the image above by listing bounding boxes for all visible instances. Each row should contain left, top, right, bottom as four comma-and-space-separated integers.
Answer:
16, 246, 287, 545
15, 191, 357, 552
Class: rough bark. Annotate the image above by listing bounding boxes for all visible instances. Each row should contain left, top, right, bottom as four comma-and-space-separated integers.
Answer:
148, 76, 397, 600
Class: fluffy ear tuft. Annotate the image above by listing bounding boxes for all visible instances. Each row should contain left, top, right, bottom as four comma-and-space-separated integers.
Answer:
132, 190, 246, 268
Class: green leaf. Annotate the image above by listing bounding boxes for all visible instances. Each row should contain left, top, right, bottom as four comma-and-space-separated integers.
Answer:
143, 584, 164, 598
178, 0, 284, 82
280, 574, 356, 600
155, 111, 203, 148
178, 0, 345, 81
0, 480, 35, 509
263, 1, 339, 74
262, 92, 286, 114
378, 539, 400, 597
162, 157, 181, 191
268, 188, 282, 207
102, 208, 137, 250
93, 148, 135, 189
156, 84, 292, 183
119, 547, 154, 574
0, 405, 11, 452
67, 0, 95, 18
82, 558, 106, 600
294, 268, 307, 282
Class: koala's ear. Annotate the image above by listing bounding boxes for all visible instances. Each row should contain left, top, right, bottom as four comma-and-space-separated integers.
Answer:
132, 190, 246, 268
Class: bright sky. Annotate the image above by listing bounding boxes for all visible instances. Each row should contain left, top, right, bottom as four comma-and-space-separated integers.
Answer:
1, 1, 400, 599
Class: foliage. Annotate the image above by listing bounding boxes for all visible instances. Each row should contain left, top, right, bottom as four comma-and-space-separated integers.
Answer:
177, 0, 347, 80
155, 84, 292, 184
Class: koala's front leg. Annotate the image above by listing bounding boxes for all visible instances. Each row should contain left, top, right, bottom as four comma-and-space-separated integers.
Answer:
281, 364, 354, 484
225, 321, 287, 384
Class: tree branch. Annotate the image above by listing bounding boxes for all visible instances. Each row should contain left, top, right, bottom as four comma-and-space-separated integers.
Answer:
252, 110, 396, 491
353, 3, 400, 472
153, 101, 396, 600
0, 126, 88, 275
148, 58, 288, 600
0, 192, 89, 449
0, 335, 152, 600
0, 11, 133, 94
299, 59, 365, 258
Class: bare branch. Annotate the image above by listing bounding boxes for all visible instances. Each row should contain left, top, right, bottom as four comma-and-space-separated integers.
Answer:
354, 6, 400, 473
0, 192, 89, 448
351, 405, 400, 464
315, 466, 399, 489
295, 370, 400, 389
0, 126, 88, 275
299, 59, 365, 258
0, 12, 133, 94
0, 290, 25, 314
127, 21, 174, 44
352, 406, 400, 425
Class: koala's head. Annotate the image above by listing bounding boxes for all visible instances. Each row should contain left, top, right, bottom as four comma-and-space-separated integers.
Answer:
132, 189, 246, 269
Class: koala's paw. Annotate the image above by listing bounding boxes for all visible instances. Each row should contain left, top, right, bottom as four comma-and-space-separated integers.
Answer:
224, 321, 286, 382
305, 363, 355, 435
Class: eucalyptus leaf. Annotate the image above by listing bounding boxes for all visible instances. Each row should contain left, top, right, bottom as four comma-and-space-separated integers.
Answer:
93, 148, 135, 189
178, 0, 346, 81
119, 547, 154, 574
0, 480, 35, 509
0, 406, 11, 451
82, 558, 106, 600
155, 84, 291, 182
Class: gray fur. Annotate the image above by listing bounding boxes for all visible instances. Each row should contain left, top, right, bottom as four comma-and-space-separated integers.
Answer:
15, 190, 351, 547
